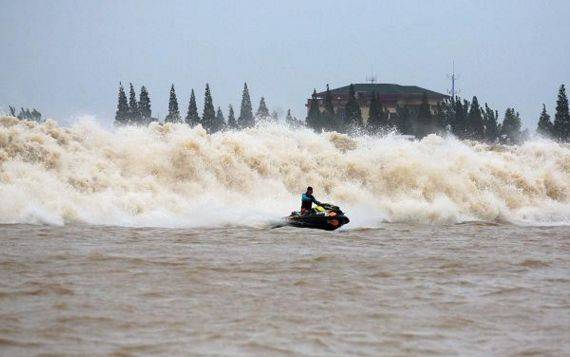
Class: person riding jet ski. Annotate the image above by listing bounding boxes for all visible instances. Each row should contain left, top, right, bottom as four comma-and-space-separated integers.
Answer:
285, 187, 349, 230
301, 186, 321, 215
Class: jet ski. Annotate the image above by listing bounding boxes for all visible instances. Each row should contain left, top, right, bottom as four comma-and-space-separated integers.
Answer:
287, 203, 350, 231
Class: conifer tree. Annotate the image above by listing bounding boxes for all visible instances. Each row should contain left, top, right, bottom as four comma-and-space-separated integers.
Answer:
227, 105, 238, 129
256, 97, 270, 119
483, 103, 499, 143
434, 101, 450, 133
185, 89, 200, 127
306, 89, 322, 131
201, 83, 216, 132
452, 98, 469, 139
238, 82, 255, 128
500, 108, 523, 144
115, 83, 129, 125
165, 84, 181, 123
344, 84, 363, 129
467, 96, 485, 140
270, 110, 279, 121
553, 84, 570, 141
367, 91, 387, 133
322, 84, 336, 131
212, 106, 225, 133
128, 83, 139, 123
416, 92, 434, 138
537, 104, 553, 137
139, 85, 152, 123
286, 109, 295, 126
394, 105, 415, 135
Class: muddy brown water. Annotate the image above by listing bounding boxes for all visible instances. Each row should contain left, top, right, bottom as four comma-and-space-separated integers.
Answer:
0, 223, 569, 356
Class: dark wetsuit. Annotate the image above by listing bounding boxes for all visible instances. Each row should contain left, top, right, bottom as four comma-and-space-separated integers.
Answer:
301, 193, 320, 214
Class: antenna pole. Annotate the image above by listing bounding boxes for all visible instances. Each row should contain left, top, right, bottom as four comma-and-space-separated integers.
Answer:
448, 61, 459, 100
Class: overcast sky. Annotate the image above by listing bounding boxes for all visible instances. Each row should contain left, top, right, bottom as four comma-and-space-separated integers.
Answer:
1, 0, 569, 129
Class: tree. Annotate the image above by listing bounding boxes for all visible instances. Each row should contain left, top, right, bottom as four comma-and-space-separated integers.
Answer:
451, 98, 469, 139
165, 84, 181, 123
201, 84, 216, 132
537, 104, 553, 137
256, 97, 270, 119
367, 91, 387, 133
185, 89, 200, 127
128, 83, 140, 124
394, 105, 416, 135
321, 84, 338, 131
10, 107, 43, 122
114, 83, 129, 125
434, 101, 450, 133
415, 92, 435, 138
270, 110, 279, 122
212, 106, 225, 133
553, 84, 570, 141
227, 105, 238, 129
344, 84, 363, 129
500, 108, 523, 144
483, 103, 499, 143
306, 89, 322, 131
238, 82, 255, 128
139, 85, 152, 123
467, 96, 485, 140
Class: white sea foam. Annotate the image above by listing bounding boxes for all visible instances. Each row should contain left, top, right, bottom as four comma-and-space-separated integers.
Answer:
0, 116, 569, 228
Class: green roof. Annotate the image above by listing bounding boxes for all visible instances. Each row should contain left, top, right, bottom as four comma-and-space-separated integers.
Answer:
318, 83, 448, 97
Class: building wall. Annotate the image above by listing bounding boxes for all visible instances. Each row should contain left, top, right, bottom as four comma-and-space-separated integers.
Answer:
307, 94, 444, 123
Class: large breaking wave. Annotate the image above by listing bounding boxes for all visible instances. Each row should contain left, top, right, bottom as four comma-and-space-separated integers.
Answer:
0, 115, 569, 228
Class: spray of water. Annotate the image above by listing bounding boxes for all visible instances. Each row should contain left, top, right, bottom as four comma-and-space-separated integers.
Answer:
0, 116, 569, 228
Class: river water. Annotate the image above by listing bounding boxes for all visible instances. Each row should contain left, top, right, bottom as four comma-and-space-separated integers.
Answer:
1, 223, 568, 356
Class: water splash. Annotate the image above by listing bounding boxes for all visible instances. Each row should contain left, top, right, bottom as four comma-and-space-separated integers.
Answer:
0, 116, 569, 227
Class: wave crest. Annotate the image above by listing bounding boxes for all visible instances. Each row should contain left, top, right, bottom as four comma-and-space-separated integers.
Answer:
1, 116, 569, 227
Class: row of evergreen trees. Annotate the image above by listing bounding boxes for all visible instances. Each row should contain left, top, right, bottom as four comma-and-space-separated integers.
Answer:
306, 83, 545, 144
115, 82, 301, 133
8, 106, 43, 122
115, 83, 152, 125
536, 85, 570, 141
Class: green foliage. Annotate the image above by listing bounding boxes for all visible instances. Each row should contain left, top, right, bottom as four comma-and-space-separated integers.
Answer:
212, 106, 225, 133
306, 89, 322, 131
536, 104, 553, 137
553, 84, 570, 140
467, 96, 485, 140
138, 86, 152, 123
367, 91, 388, 133
344, 84, 363, 129
201, 83, 216, 132
9, 106, 43, 122
500, 108, 523, 144
185, 89, 200, 127
227, 105, 238, 129
238, 83, 255, 128
128, 83, 140, 124
483, 103, 499, 143
415, 92, 435, 138
321, 84, 340, 131
256, 97, 270, 118
164, 84, 181, 123
394, 105, 416, 135
115, 83, 129, 125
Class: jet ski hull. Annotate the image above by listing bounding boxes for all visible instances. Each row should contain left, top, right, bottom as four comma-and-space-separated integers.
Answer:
286, 204, 350, 231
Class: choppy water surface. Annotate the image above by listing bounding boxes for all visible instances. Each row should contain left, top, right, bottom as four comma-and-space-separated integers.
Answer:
1, 223, 568, 356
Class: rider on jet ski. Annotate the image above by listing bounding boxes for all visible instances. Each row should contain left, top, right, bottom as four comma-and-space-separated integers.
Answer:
301, 186, 321, 215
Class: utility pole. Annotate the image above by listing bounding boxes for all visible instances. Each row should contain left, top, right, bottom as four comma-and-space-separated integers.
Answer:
447, 61, 459, 100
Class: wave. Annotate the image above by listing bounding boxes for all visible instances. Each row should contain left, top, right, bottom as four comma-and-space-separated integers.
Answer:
0, 116, 569, 228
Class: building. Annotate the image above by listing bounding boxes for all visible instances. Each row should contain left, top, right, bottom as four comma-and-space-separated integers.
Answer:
308, 83, 449, 122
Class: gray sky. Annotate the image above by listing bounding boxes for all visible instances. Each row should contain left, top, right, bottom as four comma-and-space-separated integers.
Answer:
1, 0, 569, 129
